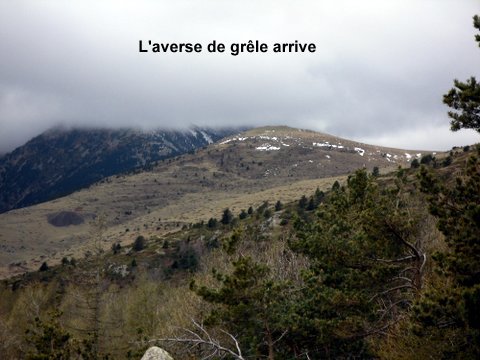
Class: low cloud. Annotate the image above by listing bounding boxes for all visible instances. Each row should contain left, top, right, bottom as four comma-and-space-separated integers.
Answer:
0, 0, 479, 153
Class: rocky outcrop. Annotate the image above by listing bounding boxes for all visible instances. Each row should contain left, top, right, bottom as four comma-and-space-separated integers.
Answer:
141, 346, 174, 360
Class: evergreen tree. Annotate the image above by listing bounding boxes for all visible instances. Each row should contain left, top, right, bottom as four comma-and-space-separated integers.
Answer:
274, 200, 283, 211
239, 209, 248, 220
133, 235, 146, 251
289, 169, 426, 357
306, 197, 316, 211
25, 311, 94, 360
191, 257, 291, 359
39, 262, 49, 272
298, 195, 308, 209
443, 15, 480, 132
25, 312, 73, 360
417, 148, 480, 356
207, 217, 218, 228
221, 208, 233, 225
314, 187, 325, 206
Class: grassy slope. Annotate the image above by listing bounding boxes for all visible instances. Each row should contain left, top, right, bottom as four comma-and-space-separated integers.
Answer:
0, 126, 420, 278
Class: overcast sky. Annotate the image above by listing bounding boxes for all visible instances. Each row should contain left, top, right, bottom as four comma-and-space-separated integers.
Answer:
0, 0, 479, 153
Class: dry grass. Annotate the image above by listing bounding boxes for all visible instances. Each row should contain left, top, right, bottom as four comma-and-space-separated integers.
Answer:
0, 126, 432, 279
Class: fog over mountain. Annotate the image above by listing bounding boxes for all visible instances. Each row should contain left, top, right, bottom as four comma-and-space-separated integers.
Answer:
0, 0, 479, 153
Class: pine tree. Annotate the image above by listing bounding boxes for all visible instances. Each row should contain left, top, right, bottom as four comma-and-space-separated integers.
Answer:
191, 257, 291, 359
443, 15, 480, 132
298, 195, 308, 209
221, 208, 233, 225
417, 148, 480, 356
274, 200, 283, 211
207, 217, 218, 228
289, 169, 426, 357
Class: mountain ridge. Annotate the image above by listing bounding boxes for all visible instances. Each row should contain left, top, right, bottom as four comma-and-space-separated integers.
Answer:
0, 126, 241, 214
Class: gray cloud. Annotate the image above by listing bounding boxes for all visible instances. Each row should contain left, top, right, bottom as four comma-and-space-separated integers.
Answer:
0, 0, 479, 153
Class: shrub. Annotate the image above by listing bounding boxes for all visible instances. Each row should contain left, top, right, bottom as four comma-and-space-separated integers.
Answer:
420, 154, 434, 165
411, 159, 420, 168
239, 210, 248, 220
207, 217, 218, 229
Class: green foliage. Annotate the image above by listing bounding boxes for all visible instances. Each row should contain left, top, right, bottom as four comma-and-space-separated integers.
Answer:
39, 262, 49, 272
443, 16, 480, 132
420, 151, 480, 287
417, 149, 480, 356
411, 158, 420, 168
239, 209, 248, 219
444, 76, 480, 132
222, 228, 242, 255
172, 247, 199, 271
372, 166, 380, 177
25, 311, 93, 360
314, 187, 325, 203
442, 155, 453, 167
25, 313, 70, 359
420, 153, 434, 165
192, 256, 291, 359
133, 236, 145, 251
289, 169, 423, 357
207, 217, 217, 228
220, 208, 233, 225
298, 195, 308, 209
274, 200, 283, 211
305, 196, 316, 211
193, 169, 425, 358
331, 180, 340, 191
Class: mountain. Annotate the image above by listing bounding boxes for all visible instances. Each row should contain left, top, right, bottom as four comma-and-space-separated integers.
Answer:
0, 126, 432, 279
0, 131, 474, 359
0, 126, 239, 214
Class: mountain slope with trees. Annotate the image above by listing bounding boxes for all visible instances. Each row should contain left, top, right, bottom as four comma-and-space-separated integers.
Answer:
0, 145, 477, 359
0, 126, 239, 214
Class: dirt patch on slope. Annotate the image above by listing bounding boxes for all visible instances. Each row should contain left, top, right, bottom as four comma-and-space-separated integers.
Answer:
47, 211, 85, 227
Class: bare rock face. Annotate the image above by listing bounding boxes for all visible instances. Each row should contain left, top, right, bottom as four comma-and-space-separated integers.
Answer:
141, 346, 174, 360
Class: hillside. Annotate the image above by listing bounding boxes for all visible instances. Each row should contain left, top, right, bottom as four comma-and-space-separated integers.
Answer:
0, 145, 476, 359
0, 126, 428, 279
0, 126, 239, 214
